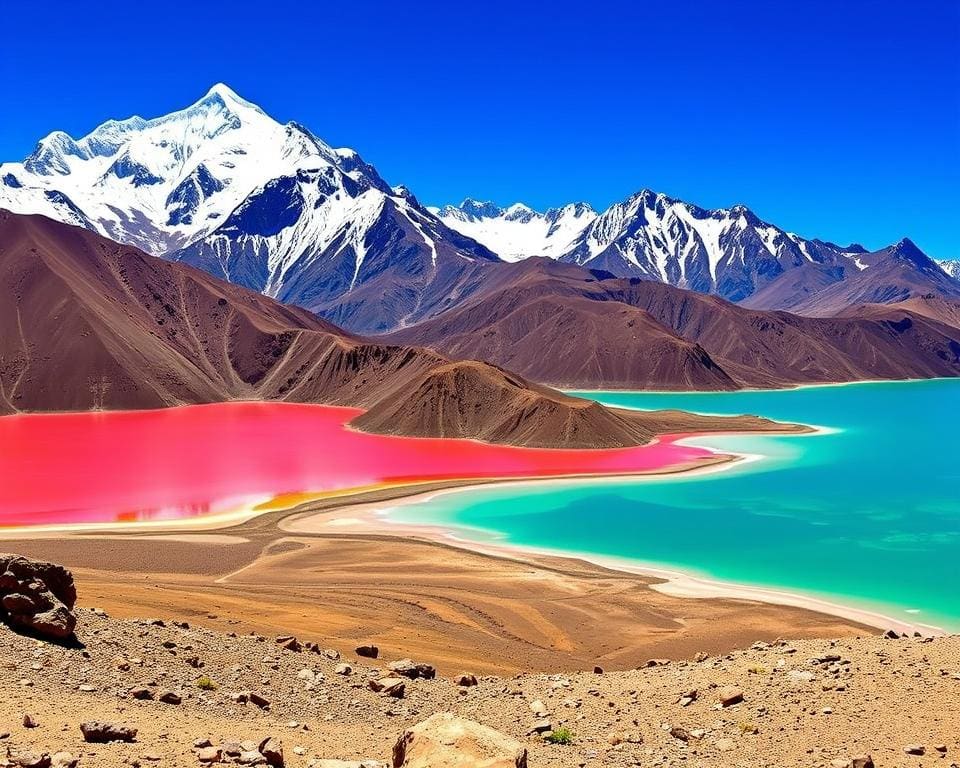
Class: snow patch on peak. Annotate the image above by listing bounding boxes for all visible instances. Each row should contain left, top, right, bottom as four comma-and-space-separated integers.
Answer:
436, 197, 598, 262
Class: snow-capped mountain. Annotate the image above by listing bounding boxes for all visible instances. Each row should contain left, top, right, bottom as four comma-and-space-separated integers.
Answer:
0, 84, 500, 332
431, 199, 597, 262
2, 83, 953, 329
937, 258, 960, 281
435, 188, 955, 310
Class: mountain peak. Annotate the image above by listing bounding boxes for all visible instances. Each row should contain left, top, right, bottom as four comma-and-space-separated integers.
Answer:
459, 198, 503, 219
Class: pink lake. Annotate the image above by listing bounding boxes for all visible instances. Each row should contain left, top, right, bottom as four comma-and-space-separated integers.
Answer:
0, 402, 716, 527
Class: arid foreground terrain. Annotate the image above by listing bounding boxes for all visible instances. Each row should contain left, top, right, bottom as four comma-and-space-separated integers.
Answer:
0, 501, 958, 768
0, 603, 957, 768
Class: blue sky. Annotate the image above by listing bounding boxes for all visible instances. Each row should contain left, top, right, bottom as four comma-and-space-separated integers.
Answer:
2, 0, 958, 258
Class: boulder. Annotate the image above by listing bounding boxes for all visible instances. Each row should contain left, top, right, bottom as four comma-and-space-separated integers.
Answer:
392, 713, 527, 768
0, 554, 77, 640
80, 721, 138, 743
15, 753, 51, 768
259, 737, 284, 767
356, 645, 379, 659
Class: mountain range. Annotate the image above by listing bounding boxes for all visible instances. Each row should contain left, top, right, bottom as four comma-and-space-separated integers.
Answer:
0, 209, 795, 447
1, 83, 959, 396
3, 84, 958, 336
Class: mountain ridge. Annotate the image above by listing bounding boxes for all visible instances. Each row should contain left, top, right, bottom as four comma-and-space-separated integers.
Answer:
3, 83, 957, 334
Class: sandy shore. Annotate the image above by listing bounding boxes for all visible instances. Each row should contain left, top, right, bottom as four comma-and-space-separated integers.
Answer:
280, 478, 933, 637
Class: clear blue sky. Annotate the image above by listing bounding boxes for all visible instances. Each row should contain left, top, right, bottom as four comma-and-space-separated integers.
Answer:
2, 0, 958, 258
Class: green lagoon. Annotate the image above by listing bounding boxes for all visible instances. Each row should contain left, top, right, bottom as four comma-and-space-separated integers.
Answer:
387, 379, 960, 631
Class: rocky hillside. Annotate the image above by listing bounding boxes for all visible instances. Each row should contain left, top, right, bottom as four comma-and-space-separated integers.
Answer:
0, 555, 956, 768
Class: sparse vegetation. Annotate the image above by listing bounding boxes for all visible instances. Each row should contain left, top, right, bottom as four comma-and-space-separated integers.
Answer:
748, 665, 768, 674
545, 727, 574, 745
739, 720, 759, 734
196, 675, 218, 690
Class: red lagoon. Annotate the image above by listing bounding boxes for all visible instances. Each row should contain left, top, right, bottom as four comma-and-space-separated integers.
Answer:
0, 402, 716, 527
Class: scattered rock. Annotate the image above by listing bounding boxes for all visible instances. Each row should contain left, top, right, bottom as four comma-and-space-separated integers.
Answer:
903, 744, 925, 756
393, 712, 527, 768
368, 677, 405, 698
388, 658, 436, 680
158, 689, 182, 704
670, 726, 691, 742
334, 663, 353, 676
455, 673, 478, 687
22, 713, 38, 728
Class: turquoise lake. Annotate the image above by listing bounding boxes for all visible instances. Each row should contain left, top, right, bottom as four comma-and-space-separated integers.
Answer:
387, 379, 960, 631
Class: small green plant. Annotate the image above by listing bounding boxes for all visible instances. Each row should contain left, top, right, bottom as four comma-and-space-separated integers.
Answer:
545, 727, 574, 745
738, 720, 759, 734
747, 665, 767, 674
196, 676, 218, 691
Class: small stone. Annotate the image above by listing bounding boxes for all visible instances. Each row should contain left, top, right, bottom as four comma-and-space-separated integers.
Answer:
22, 713, 39, 728
903, 745, 925, 756
715, 737, 735, 751
718, 685, 744, 707
851, 756, 874, 768
355, 645, 379, 659
247, 691, 271, 709
334, 663, 352, 676
670, 726, 690, 742
159, 689, 182, 705
130, 687, 154, 700
593, 666, 604, 674
456, 673, 478, 687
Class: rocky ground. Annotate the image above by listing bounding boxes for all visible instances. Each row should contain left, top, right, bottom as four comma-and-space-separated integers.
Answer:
0, 605, 958, 768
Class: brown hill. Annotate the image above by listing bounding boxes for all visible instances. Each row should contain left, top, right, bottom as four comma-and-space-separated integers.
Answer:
353, 360, 793, 449
0, 211, 789, 449
385, 258, 960, 389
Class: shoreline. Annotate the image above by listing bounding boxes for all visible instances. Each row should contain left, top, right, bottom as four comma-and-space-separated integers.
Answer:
0, 416, 946, 641
566, 375, 957, 396
282, 482, 941, 637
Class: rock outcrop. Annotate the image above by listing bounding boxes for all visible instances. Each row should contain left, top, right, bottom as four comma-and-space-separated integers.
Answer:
0, 554, 77, 640
392, 713, 528, 768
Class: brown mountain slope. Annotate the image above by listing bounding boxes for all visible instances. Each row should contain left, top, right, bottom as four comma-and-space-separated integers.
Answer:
0, 208, 450, 415
0, 211, 793, 449
778, 239, 960, 317
385, 258, 960, 389
837, 295, 960, 331
352, 360, 802, 449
